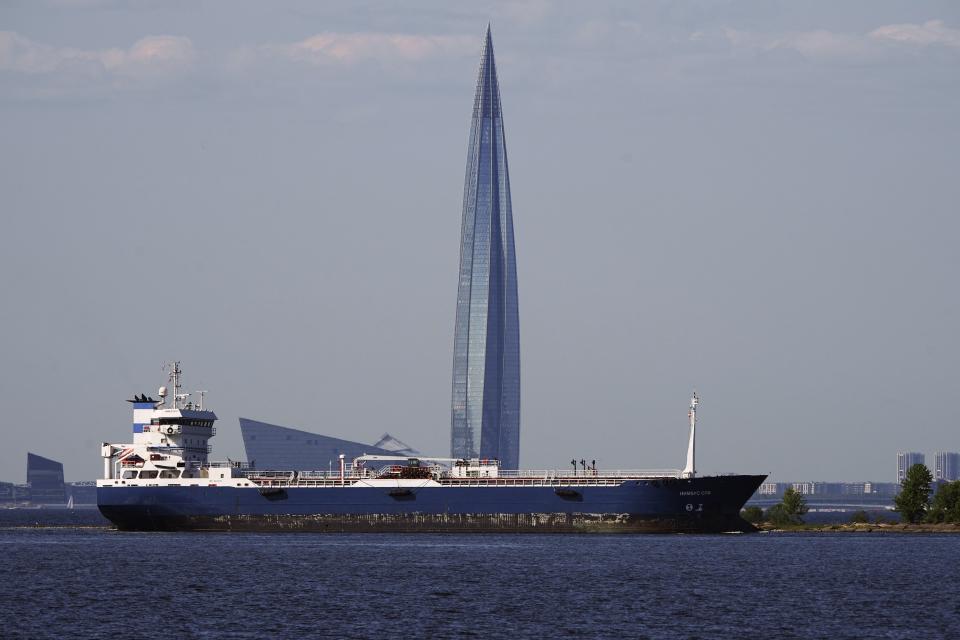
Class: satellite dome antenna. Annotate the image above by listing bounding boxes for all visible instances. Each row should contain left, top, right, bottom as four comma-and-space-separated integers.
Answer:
162, 361, 184, 408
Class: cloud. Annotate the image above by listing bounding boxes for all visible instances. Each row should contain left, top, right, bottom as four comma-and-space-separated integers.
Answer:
869, 20, 960, 48
719, 19, 960, 62
729, 28, 875, 60
254, 32, 477, 67
122, 35, 195, 70
0, 32, 194, 77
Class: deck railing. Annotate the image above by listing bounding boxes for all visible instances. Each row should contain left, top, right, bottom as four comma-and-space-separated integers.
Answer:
243, 467, 684, 488
496, 469, 682, 480
201, 460, 250, 469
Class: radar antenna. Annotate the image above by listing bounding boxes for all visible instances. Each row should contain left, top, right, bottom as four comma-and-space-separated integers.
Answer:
162, 361, 185, 409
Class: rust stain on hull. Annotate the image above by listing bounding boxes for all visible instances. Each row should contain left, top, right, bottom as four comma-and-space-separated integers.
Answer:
108, 511, 755, 534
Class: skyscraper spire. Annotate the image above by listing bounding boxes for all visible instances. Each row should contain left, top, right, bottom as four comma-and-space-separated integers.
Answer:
450, 27, 521, 470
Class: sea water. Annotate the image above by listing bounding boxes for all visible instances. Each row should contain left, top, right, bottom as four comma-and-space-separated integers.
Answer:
0, 510, 957, 639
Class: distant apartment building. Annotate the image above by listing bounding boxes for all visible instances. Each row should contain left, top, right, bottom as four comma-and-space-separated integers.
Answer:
757, 482, 779, 496
752, 482, 897, 500
791, 482, 815, 495
840, 482, 882, 496
934, 451, 960, 482
1, 474, 94, 506
0, 481, 32, 504
897, 452, 925, 484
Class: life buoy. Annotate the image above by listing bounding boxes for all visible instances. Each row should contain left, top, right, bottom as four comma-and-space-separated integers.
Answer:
166, 426, 175, 435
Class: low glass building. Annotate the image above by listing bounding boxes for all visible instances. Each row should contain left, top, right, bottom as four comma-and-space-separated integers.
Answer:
239, 418, 419, 472
27, 452, 66, 504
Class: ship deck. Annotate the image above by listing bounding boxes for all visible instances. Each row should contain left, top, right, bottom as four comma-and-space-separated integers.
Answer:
246, 469, 685, 489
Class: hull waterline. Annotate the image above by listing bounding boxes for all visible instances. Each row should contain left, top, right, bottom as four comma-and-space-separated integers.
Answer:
98, 474, 766, 534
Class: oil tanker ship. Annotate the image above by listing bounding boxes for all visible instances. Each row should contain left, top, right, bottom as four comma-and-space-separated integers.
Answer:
97, 363, 766, 533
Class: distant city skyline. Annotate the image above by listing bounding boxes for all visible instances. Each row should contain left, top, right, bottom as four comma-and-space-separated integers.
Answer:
6, 445, 960, 485
0, 452, 95, 505
2, 2, 959, 482
893, 450, 960, 484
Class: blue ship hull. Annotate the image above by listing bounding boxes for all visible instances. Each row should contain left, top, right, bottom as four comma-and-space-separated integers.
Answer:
98, 474, 766, 533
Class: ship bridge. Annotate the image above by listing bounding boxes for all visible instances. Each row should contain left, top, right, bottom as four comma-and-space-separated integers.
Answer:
103, 362, 218, 479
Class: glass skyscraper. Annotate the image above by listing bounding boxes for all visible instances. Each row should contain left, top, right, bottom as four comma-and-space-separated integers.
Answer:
451, 27, 521, 470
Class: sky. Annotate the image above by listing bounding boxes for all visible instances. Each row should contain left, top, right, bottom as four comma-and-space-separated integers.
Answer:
1, 1, 958, 483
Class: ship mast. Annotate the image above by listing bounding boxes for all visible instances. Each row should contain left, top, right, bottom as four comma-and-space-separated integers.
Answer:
163, 361, 185, 409
682, 391, 698, 478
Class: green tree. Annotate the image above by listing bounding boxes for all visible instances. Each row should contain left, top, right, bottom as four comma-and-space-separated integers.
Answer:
742, 505, 763, 523
894, 463, 933, 523
764, 503, 792, 526
926, 481, 960, 524
850, 510, 869, 524
763, 488, 809, 526
782, 487, 809, 523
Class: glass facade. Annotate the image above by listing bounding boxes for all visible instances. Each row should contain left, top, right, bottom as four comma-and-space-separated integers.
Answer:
451, 28, 521, 470
239, 418, 419, 471
26, 452, 66, 504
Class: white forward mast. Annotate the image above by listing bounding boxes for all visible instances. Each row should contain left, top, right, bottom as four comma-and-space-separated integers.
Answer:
682, 391, 698, 478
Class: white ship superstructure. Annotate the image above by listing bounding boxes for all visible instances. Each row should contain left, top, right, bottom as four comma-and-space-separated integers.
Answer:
99, 362, 250, 488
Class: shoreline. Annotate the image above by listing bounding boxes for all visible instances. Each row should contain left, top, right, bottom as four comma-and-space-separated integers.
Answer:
758, 522, 960, 533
